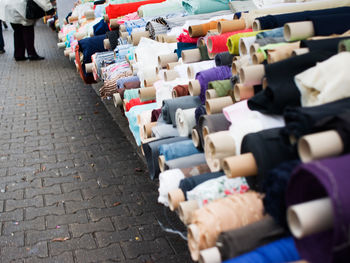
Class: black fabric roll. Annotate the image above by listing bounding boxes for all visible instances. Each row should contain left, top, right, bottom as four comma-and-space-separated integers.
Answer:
300, 36, 350, 53
195, 105, 206, 124
310, 13, 350, 36
106, 30, 120, 50
216, 216, 287, 261
162, 96, 201, 126
262, 160, 300, 229
256, 6, 350, 30
142, 136, 188, 180
281, 98, 350, 144
179, 171, 224, 199
253, 85, 263, 95
248, 50, 335, 114
240, 128, 298, 191
215, 52, 234, 66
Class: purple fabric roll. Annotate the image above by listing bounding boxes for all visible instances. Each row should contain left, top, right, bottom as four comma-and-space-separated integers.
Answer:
286, 154, 350, 263
196, 65, 232, 104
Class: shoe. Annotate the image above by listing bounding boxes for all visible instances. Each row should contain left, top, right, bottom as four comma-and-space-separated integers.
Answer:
28, 55, 45, 61
15, 56, 27, 61
0, 50, 5, 54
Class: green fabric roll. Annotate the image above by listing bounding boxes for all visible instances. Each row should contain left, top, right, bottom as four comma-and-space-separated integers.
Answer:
208, 79, 232, 97
139, 0, 184, 17
257, 42, 287, 59
227, 31, 263, 55
199, 45, 210, 61
181, 0, 230, 15
124, 88, 140, 101
339, 39, 350, 52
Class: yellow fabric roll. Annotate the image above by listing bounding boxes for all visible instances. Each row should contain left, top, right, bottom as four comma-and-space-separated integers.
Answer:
227, 31, 263, 55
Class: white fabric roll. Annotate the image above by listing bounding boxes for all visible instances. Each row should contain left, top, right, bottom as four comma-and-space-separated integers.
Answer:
187, 60, 216, 79
239, 36, 257, 56
154, 78, 189, 108
174, 63, 189, 80
158, 169, 185, 206
175, 108, 197, 137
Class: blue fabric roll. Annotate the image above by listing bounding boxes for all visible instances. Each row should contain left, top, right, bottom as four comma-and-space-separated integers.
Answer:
117, 76, 140, 89
78, 34, 107, 64
176, 42, 197, 58
223, 237, 300, 263
195, 105, 206, 124
158, 139, 199, 161
256, 27, 284, 39
93, 19, 110, 36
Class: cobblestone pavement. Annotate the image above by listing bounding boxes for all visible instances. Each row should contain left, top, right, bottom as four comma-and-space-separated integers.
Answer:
0, 23, 191, 262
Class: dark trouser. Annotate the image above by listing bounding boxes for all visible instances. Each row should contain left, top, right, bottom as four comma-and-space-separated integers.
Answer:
0, 20, 4, 51
10, 23, 37, 58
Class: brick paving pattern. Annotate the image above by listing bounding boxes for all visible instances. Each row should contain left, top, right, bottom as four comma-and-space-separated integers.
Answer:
0, 23, 191, 262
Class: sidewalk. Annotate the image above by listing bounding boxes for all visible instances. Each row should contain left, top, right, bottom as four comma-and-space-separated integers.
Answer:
0, 23, 190, 263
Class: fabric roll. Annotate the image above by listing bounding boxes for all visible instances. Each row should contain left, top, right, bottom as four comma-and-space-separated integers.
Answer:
142, 136, 188, 179
172, 84, 189, 97
295, 52, 350, 107
117, 76, 140, 89
181, 0, 231, 15
106, 30, 120, 50
155, 79, 189, 108
281, 97, 350, 144
123, 88, 140, 101
223, 237, 300, 263
152, 124, 179, 139
256, 42, 289, 60
176, 42, 197, 58
215, 52, 234, 66
164, 153, 206, 170
227, 31, 262, 55
146, 20, 168, 40
196, 66, 232, 104
125, 98, 155, 112
217, 216, 287, 261
162, 96, 202, 126
311, 13, 350, 37
159, 139, 200, 161
286, 154, 350, 263
180, 163, 211, 177
300, 36, 350, 53
158, 169, 185, 206
195, 105, 206, 124
248, 50, 336, 115
176, 108, 197, 137
78, 34, 107, 64
123, 80, 141, 90
198, 45, 210, 61
208, 29, 252, 53
187, 60, 216, 79
339, 38, 350, 51
93, 19, 110, 36
241, 127, 298, 191
238, 36, 256, 56
256, 27, 283, 39
255, 37, 285, 46
208, 79, 233, 97
187, 176, 249, 206
151, 108, 162, 122
139, 0, 184, 18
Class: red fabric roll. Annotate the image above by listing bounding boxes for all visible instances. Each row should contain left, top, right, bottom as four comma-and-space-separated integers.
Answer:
207, 29, 253, 53
105, 0, 166, 19
125, 98, 156, 112
177, 29, 199, 44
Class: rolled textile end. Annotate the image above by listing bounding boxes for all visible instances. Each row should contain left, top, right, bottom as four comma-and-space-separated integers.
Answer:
189, 25, 205, 38
298, 130, 343, 163
131, 31, 150, 46
164, 35, 177, 43
192, 128, 200, 147
85, 63, 94, 73
187, 65, 195, 79
179, 200, 199, 225
158, 53, 178, 68
143, 122, 157, 139
240, 64, 265, 85
139, 87, 156, 101
68, 16, 78, 23
188, 224, 201, 261
113, 93, 122, 107
103, 39, 111, 50
137, 8, 143, 17
252, 52, 265, 65
252, 19, 261, 31
202, 126, 210, 139
292, 47, 309, 56
164, 70, 180, 82
75, 31, 86, 41
109, 19, 119, 30
218, 19, 246, 34
205, 89, 218, 100
189, 80, 201, 96
57, 42, 66, 49
168, 188, 185, 211
284, 21, 315, 42
239, 38, 249, 55
287, 198, 333, 239
103, 14, 109, 23
120, 31, 128, 39
205, 96, 234, 115
158, 155, 166, 172
167, 61, 181, 70
69, 52, 76, 61
249, 43, 260, 55
199, 247, 221, 263
156, 34, 166, 42
120, 24, 126, 32
84, 10, 95, 20
223, 153, 257, 178
234, 83, 254, 101
182, 49, 201, 64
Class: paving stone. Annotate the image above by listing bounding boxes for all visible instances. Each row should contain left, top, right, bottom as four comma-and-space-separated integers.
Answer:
45, 190, 83, 206
65, 196, 105, 214
46, 210, 88, 229
26, 225, 70, 245
0, 208, 24, 222
25, 203, 65, 220
49, 234, 96, 256
24, 251, 75, 263
95, 227, 140, 247
1, 241, 48, 262
75, 244, 124, 263
6, 195, 43, 212
121, 238, 173, 259
25, 184, 61, 199
70, 218, 114, 238
3, 216, 45, 235
0, 232, 25, 247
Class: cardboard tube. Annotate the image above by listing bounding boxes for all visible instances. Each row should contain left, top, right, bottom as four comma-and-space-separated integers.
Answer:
240, 65, 265, 85
164, 70, 180, 81
202, 126, 210, 139
252, 19, 261, 31
113, 93, 122, 107
155, 34, 166, 42
298, 130, 343, 163
57, 42, 66, 49
223, 153, 257, 178
239, 39, 249, 55
218, 19, 246, 34
131, 31, 150, 46
234, 83, 254, 101
182, 49, 201, 63
188, 224, 200, 260
85, 63, 93, 73
168, 188, 185, 211
127, 36, 132, 44
158, 155, 166, 172
137, 9, 143, 17
167, 61, 181, 70
292, 48, 309, 56
284, 21, 315, 42
120, 31, 128, 39
109, 19, 119, 30
187, 65, 195, 79
205, 89, 218, 100
139, 87, 156, 101
68, 16, 78, 23
250, 43, 260, 55
143, 122, 157, 138
178, 200, 199, 225
69, 52, 75, 61
192, 128, 200, 147
120, 24, 126, 32
103, 39, 110, 50
189, 25, 206, 38
158, 53, 178, 68
252, 52, 265, 64
75, 31, 86, 41
84, 10, 95, 20
189, 80, 201, 96
205, 96, 234, 115
164, 35, 178, 43
287, 198, 333, 239
199, 247, 221, 263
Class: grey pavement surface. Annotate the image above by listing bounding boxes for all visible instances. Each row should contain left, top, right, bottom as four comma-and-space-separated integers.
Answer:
0, 23, 191, 262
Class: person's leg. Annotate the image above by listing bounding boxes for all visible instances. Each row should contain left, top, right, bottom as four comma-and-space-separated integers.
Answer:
22, 25, 44, 60
0, 20, 4, 53
11, 23, 26, 59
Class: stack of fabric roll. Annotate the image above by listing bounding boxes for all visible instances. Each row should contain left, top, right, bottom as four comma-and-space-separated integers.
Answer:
54, 0, 350, 262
